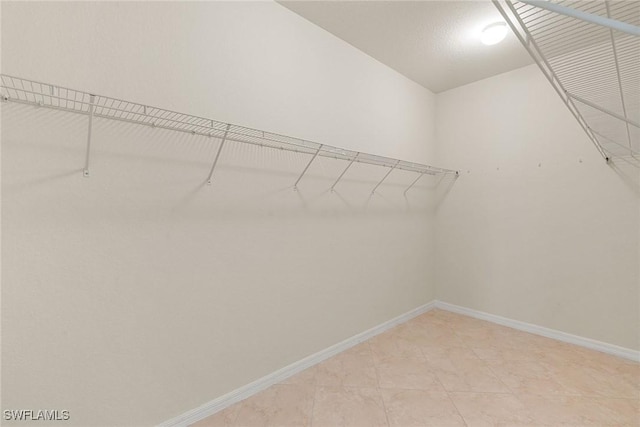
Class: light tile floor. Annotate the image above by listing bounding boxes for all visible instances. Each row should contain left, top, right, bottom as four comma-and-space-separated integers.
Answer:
193, 309, 640, 427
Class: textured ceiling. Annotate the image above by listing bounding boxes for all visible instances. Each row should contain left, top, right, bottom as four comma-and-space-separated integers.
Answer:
279, 0, 535, 93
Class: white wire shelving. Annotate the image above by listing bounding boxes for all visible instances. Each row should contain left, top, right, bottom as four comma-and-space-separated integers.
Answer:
0, 74, 458, 192
493, 0, 640, 167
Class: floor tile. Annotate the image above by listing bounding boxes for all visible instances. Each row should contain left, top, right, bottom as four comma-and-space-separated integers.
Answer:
421, 341, 479, 361
449, 392, 535, 427
428, 357, 510, 393
312, 386, 388, 427
376, 357, 444, 391
233, 383, 314, 427
485, 359, 577, 396
192, 310, 640, 427
546, 362, 640, 399
519, 394, 640, 426
380, 389, 466, 427
314, 343, 378, 388
369, 330, 425, 363
469, 339, 554, 362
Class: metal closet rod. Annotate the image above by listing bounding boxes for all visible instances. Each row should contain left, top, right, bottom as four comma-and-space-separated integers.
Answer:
519, 0, 640, 37
0, 74, 458, 192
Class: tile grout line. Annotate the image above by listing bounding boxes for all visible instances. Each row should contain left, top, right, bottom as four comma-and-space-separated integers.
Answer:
484, 361, 526, 397
443, 312, 544, 401
459, 329, 559, 425
415, 321, 471, 427
446, 391, 473, 427
457, 323, 543, 407
472, 355, 514, 396
375, 386, 522, 394
414, 323, 470, 427
308, 382, 318, 427
424, 313, 527, 427
229, 402, 242, 426
367, 342, 392, 427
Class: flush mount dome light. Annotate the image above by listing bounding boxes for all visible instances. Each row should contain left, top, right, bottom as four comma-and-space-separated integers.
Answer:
481, 22, 508, 45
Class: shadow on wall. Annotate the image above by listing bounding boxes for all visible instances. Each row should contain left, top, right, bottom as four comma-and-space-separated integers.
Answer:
2, 102, 454, 220
434, 173, 459, 209
610, 159, 640, 199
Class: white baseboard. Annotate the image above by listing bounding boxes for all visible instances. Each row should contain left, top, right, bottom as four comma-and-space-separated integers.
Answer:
158, 301, 437, 427
160, 299, 639, 426
434, 301, 640, 362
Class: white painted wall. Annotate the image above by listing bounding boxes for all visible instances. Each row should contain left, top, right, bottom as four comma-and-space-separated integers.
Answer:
1, 1, 435, 164
436, 64, 640, 351
5, 2, 637, 426
1, 2, 437, 426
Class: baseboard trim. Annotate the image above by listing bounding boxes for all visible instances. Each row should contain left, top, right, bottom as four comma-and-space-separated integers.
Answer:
434, 301, 640, 362
158, 300, 437, 427
160, 299, 639, 426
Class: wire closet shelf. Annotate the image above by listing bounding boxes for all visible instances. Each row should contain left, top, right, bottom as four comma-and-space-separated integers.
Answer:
493, 0, 640, 167
0, 74, 458, 192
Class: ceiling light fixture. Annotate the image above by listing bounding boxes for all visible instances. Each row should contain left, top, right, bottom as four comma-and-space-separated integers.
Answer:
481, 22, 508, 45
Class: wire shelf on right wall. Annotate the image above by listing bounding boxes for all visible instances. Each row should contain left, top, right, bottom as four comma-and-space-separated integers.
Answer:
493, 0, 639, 167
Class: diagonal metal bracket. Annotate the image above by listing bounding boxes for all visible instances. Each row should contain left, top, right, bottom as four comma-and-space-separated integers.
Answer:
331, 152, 359, 191
83, 94, 95, 177
371, 160, 399, 194
591, 128, 640, 156
206, 123, 231, 185
404, 171, 426, 195
493, 0, 610, 161
567, 92, 640, 129
604, 1, 633, 156
293, 144, 323, 190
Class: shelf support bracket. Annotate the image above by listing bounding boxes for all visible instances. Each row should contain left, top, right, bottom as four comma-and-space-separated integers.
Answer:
605, 1, 634, 156
206, 123, 231, 185
293, 144, 323, 190
372, 160, 399, 194
331, 152, 359, 191
567, 92, 640, 129
83, 94, 95, 177
404, 171, 426, 195
591, 128, 640, 156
